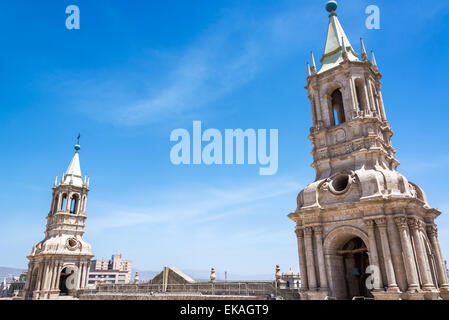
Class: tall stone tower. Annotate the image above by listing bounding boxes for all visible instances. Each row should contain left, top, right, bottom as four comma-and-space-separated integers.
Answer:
24, 144, 93, 300
288, 1, 449, 300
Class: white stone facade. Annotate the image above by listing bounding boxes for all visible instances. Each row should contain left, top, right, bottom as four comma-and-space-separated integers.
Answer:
23, 145, 93, 300
289, 7, 449, 300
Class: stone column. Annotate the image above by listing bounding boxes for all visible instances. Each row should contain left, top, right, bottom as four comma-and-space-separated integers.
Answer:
55, 263, 63, 290
365, 79, 377, 113
65, 194, 70, 211
304, 227, 317, 290
85, 262, 91, 287
81, 262, 88, 289
313, 92, 323, 124
35, 263, 43, 292
43, 262, 53, 291
427, 225, 449, 289
364, 219, 382, 290
55, 194, 61, 213
41, 263, 50, 292
408, 218, 435, 291
24, 263, 33, 291
295, 227, 309, 291
376, 86, 387, 122
348, 78, 358, 114
76, 264, 82, 290
52, 262, 60, 290
313, 226, 328, 290
375, 218, 400, 292
394, 217, 420, 291
309, 95, 317, 127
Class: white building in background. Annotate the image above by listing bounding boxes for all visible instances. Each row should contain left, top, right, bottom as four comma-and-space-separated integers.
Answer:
88, 254, 133, 286
275, 265, 301, 290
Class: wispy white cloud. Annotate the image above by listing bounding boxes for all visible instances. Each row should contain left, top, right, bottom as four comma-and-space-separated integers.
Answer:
57, 4, 315, 126
87, 177, 302, 232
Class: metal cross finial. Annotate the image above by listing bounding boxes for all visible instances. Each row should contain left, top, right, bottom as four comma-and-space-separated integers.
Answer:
77, 133, 81, 145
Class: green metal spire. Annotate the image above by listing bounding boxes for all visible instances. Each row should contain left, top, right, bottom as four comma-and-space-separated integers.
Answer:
319, 2, 359, 73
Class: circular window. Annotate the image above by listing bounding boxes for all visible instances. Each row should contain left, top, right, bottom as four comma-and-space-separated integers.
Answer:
329, 174, 351, 195
66, 238, 79, 250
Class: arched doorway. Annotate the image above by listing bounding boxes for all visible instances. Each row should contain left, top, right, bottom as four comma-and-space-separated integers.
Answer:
324, 227, 373, 300
338, 237, 372, 299
59, 266, 76, 296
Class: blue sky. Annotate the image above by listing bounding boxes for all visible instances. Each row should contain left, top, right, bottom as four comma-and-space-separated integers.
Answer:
1, 0, 449, 277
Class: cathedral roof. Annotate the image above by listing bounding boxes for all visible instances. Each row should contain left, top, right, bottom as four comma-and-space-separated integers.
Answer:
319, 2, 359, 73
62, 144, 84, 187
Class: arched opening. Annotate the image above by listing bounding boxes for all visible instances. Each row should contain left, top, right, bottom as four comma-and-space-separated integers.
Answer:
60, 194, 67, 211
330, 89, 345, 126
355, 79, 367, 112
59, 267, 76, 296
325, 229, 373, 300
70, 194, 79, 214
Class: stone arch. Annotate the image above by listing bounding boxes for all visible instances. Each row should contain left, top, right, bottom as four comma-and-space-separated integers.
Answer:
70, 193, 80, 214
321, 81, 346, 128
330, 89, 345, 125
323, 225, 371, 300
324, 225, 369, 255
59, 264, 78, 295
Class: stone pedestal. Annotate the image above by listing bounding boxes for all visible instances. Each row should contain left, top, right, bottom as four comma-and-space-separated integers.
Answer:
301, 290, 330, 300
438, 288, 449, 300
47, 290, 61, 300
402, 291, 424, 300
371, 290, 402, 300
422, 290, 441, 300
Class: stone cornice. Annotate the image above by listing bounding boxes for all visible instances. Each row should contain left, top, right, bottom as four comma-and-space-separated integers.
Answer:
289, 196, 439, 223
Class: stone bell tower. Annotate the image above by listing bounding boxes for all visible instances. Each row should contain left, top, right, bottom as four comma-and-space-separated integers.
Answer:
288, 1, 449, 300
24, 143, 93, 300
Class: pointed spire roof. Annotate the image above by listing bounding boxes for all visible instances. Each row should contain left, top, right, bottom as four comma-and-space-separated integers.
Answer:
307, 62, 311, 77
319, 2, 359, 73
62, 144, 84, 187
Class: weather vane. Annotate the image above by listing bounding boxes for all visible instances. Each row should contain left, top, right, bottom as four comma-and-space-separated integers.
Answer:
77, 133, 81, 145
